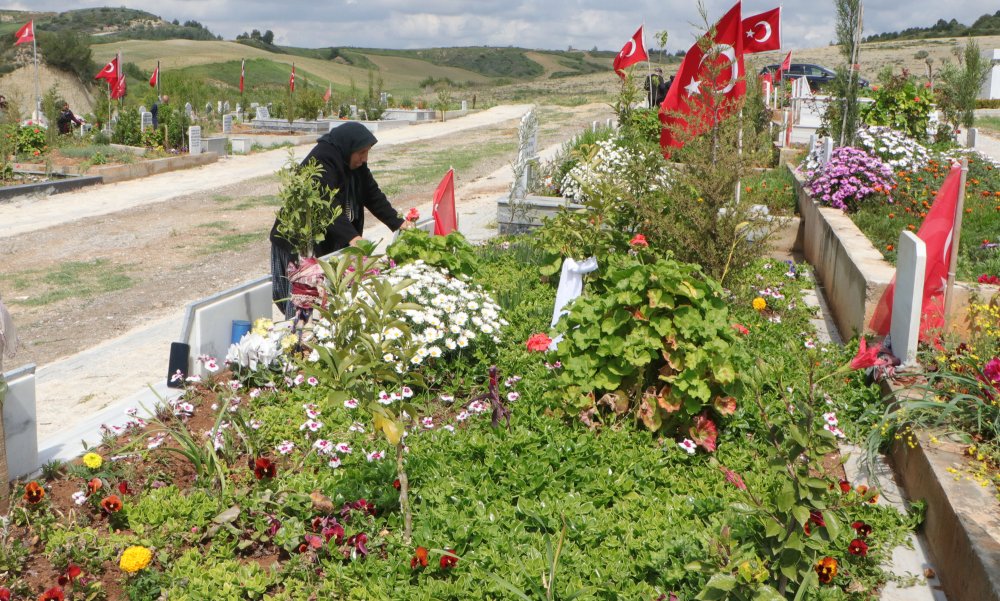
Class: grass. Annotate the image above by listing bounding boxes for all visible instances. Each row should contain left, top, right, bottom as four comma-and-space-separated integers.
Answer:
212, 193, 281, 210
0, 259, 133, 306
196, 220, 230, 230
200, 232, 262, 255
977, 116, 1000, 135
742, 166, 799, 214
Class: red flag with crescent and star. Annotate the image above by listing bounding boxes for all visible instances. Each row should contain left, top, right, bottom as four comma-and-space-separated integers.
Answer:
659, 1, 745, 153
149, 63, 159, 87
432, 168, 457, 236
869, 163, 964, 339
95, 57, 119, 82
612, 26, 648, 80
289, 64, 295, 92
742, 7, 781, 53
111, 75, 127, 100
13, 20, 33, 46
240, 59, 246, 93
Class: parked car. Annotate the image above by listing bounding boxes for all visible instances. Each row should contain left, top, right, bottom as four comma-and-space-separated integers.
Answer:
759, 63, 869, 91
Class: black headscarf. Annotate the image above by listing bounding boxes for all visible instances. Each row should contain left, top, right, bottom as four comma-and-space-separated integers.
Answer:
315, 122, 378, 221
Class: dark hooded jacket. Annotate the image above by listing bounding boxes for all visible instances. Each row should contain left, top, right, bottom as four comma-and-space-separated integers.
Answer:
269, 122, 404, 256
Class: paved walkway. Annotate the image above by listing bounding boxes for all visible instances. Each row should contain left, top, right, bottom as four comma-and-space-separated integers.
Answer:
974, 129, 1000, 164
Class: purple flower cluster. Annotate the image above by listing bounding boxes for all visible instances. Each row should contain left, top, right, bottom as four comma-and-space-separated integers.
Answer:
984, 357, 1000, 385
806, 147, 895, 212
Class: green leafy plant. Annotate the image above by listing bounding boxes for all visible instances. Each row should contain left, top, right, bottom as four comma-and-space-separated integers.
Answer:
15, 125, 47, 157
550, 255, 745, 445
386, 229, 481, 278
274, 152, 340, 257
861, 70, 934, 141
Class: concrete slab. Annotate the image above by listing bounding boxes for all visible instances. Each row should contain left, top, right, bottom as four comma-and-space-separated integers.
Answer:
2, 364, 38, 479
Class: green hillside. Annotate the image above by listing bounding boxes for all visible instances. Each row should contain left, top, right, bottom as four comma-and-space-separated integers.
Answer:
865, 10, 1000, 41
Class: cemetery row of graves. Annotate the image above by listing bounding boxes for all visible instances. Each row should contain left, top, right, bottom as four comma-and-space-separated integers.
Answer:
2, 56, 998, 599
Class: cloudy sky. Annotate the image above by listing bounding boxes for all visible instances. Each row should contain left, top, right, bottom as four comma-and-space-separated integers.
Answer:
8, 0, 994, 52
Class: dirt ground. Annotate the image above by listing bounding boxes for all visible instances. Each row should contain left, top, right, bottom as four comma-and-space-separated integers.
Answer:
0, 103, 611, 372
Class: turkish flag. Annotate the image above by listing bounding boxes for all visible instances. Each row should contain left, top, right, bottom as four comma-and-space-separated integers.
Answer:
778, 50, 792, 78
289, 64, 295, 92
95, 57, 119, 82
613, 26, 648, 80
324, 83, 332, 102
149, 64, 159, 87
240, 59, 245, 93
432, 168, 457, 236
869, 163, 964, 339
111, 76, 127, 100
742, 8, 781, 54
13, 20, 33, 46
659, 1, 745, 153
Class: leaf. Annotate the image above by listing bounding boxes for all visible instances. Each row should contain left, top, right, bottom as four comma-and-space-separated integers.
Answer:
752, 584, 785, 601
791, 505, 810, 527
823, 509, 841, 540
213, 505, 241, 524
374, 413, 404, 445
310, 490, 334, 514
697, 574, 737, 601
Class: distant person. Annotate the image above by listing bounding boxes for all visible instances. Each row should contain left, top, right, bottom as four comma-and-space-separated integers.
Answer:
56, 102, 84, 135
151, 95, 169, 128
269, 122, 415, 316
645, 68, 665, 108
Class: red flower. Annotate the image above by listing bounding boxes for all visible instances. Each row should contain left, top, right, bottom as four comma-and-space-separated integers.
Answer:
393, 478, 401, 490
850, 337, 888, 370
731, 323, 749, 336
57, 564, 82, 586
24, 481, 44, 504
838, 480, 851, 494
347, 532, 369, 557
38, 587, 64, 601
100, 495, 123, 513
118, 480, 131, 495
0, 587, 10, 601
411, 546, 429, 569
719, 465, 746, 490
713, 396, 737, 416
809, 510, 826, 528
851, 520, 873, 537
848, 537, 869, 556
629, 233, 649, 247
87, 478, 103, 496
525, 333, 552, 352
689, 413, 718, 452
405, 207, 420, 221
253, 457, 277, 480
440, 548, 458, 569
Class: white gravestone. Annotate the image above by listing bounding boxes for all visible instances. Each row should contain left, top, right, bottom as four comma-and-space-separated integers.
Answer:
510, 110, 538, 201
184, 102, 193, 118
140, 111, 153, 132
890, 231, 927, 368
138, 105, 147, 114
350, 105, 358, 118
256, 106, 270, 120
461, 100, 467, 111
980, 48, 1000, 100
217, 101, 223, 113
966, 128, 978, 149
223, 101, 230, 113
188, 125, 202, 156
222, 114, 233, 134
822, 137, 834, 167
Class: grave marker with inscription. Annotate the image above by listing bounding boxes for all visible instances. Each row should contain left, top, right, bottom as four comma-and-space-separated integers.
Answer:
188, 125, 202, 156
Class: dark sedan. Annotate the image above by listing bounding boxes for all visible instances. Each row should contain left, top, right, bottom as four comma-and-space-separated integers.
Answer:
759, 63, 869, 91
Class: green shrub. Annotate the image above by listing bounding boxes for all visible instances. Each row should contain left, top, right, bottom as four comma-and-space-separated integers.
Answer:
15, 125, 47, 157
112, 108, 142, 146
550, 255, 746, 448
861, 70, 934, 141
386, 229, 480, 278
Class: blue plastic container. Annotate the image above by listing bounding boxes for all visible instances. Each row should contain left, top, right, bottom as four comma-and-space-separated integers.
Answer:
231, 320, 252, 344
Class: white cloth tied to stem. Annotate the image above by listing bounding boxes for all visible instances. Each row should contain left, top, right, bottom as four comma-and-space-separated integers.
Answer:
549, 257, 598, 351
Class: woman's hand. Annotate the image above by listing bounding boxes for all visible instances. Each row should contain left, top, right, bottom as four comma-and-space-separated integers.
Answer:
399, 220, 416, 231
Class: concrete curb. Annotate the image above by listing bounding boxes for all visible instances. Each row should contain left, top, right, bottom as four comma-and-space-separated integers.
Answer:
0, 175, 103, 203
879, 380, 1000, 601
91, 152, 220, 184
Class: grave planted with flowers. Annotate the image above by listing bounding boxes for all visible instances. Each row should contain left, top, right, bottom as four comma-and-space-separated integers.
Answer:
0, 85, 938, 599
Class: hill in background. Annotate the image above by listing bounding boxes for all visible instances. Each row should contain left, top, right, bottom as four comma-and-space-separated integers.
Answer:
865, 10, 1000, 42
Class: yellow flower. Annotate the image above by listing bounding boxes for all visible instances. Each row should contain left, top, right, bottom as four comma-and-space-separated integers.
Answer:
82, 452, 103, 470
252, 318, 273, 336
280, 334, 298, 351
119, 545, 153, 573
752, 297, 767, 312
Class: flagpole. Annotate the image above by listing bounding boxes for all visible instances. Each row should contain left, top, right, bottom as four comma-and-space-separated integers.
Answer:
32, 28, 40, 121
156, 60, 160, 99
943, 157, 970, 332
643, 24, 654, 108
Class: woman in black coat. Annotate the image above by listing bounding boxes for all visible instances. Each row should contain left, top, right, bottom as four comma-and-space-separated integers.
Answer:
269, 122, 412, 315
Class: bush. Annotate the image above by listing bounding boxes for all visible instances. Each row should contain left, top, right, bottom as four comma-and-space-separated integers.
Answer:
550, 255, 746, 450
386, 230, 481, 279
861, 70, 934, 141
37, 30, 94, 82
111, 109, 142, 146
15, 125, 47, 157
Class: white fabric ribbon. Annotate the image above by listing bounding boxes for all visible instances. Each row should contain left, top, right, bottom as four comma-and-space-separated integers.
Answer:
548, 257, 598, 351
